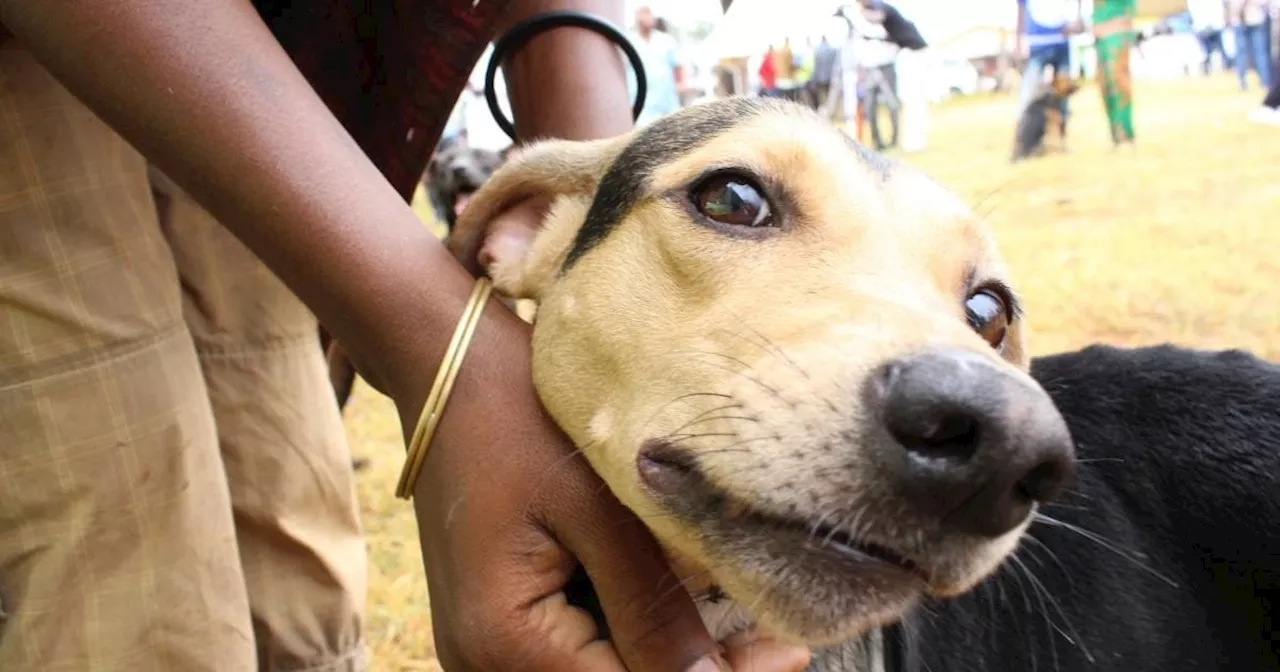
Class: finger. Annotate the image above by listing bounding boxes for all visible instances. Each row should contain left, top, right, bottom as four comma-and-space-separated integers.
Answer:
722, 631, 812, 672
422, 504, 628, 672
525, 590, 630, 672
545, 459, 723, 672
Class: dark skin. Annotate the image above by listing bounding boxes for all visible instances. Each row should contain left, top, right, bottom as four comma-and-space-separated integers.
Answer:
0, 0, 809, 670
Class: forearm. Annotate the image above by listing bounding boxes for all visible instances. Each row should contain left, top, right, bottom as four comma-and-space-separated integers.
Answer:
0, 0, 471, 404
497, 0, 633, 141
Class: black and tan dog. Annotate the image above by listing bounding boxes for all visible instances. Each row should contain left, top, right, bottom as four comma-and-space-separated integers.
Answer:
448, 98, 1280, 670
1011, 73, 1082, 162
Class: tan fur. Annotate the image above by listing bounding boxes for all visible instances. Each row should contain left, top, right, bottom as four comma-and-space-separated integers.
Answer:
449, 104, 1041, 647
1042, 74, 1082, 154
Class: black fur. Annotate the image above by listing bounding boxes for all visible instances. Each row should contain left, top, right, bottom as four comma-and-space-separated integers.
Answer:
885, 344, 1280, 671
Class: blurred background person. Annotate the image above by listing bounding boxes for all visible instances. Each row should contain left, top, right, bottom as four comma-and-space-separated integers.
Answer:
1190, 0, 1233, 74
1230, 0, 1272, 90
759, 44, 779, 97
776, 37, 798, 101
858, 0, 931, 152
629, 5, 685, 127
795, 38, 817, 107
1247, 0, 1280, 123
1093, 0, 1138, 150
1015, 0, 1085, 117
812, 34, 841, 117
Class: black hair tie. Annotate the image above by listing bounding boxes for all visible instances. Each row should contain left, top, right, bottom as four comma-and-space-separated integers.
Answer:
485, 10, 648, 142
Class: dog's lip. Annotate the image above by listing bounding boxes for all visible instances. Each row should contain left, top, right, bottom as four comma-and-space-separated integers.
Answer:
638, 443, 930, 585
771, 512, 931, 584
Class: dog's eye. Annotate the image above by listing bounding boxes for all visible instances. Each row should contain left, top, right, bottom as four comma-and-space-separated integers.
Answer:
965, 289, 1009, 348
692, 174, 773, 227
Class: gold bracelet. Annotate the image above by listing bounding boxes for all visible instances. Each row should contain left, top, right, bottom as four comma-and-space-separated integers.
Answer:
395, 277, 494, 499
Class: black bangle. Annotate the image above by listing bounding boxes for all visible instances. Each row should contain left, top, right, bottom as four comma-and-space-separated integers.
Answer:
485, 10, 648, 142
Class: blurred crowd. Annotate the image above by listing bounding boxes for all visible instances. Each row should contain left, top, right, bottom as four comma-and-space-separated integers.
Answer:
439, 0, 1280, 160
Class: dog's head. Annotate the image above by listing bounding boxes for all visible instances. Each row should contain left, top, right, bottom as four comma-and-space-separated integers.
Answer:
426, 136, 509, 225
450, 98, 1075, 646
1047, 73, 1081, 100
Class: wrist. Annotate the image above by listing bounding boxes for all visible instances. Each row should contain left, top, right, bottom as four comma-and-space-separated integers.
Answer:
496, 0, 634, 141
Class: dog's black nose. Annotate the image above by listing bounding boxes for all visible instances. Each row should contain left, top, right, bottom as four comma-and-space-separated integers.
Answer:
451, 166, 470, 182
869, 348, 1075, 538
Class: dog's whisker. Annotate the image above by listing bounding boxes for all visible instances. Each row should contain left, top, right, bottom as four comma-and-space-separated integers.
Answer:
806, 508, 840, 546
720, 307, 813, 380
637, 391, 737, 438
636, 561, 737, 629
1009, 555, 1059, 672
667, 403, 747, 434
1012, 553, 1095, 665
1032, 513, 1179, 588
667, 414, 758, 436
680, 356, 792, 405
665, 431, 740, 443
1021, 533, 1074, 587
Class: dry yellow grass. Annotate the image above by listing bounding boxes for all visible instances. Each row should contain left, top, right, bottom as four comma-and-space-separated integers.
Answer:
343, 75, 1280, 670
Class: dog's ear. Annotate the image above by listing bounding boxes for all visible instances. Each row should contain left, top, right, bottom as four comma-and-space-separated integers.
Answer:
446, 134, 630, 299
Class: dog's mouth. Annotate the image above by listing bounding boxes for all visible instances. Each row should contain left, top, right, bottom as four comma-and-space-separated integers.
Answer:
453, 189, 476, 218
639, 445, 931, 588
731, 498, 932, 586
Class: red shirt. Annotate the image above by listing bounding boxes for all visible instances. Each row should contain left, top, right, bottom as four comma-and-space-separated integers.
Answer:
253, 0, 512, 200
758, 51, 777, 90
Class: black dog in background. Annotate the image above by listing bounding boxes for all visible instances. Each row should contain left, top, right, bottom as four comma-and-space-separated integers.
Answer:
880, 344, 1280, 672
1012, 73, 1081, 162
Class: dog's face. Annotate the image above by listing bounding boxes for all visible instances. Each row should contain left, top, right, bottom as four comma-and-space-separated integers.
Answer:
1048, 73, 1081, 100
450, 99, 1075, 646
427, 137, 508, 221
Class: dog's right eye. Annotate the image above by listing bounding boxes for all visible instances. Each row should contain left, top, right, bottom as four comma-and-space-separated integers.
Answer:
691, 174, 774, 228
965, 289, 1010, 349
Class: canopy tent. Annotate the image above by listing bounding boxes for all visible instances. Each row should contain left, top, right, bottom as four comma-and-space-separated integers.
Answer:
697, 0, 841, 61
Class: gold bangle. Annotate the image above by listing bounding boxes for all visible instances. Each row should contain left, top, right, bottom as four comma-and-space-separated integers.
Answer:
395, 277, 494, 499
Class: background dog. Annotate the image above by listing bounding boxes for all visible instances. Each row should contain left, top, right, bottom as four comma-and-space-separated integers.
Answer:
1012, 74, 1082, 162
423, 134, 508, 236
449, 97, 1280, 670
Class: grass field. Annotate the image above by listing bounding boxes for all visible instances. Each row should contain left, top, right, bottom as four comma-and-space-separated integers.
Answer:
344, 75, 1280, 670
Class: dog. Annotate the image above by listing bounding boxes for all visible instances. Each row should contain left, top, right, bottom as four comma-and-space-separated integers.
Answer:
423, 134, 508, 236
1011, 73, 1081, 162
447, 97, 1280, 670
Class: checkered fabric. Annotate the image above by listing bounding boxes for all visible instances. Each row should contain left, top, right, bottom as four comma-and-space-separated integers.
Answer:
0, 42, 367, 672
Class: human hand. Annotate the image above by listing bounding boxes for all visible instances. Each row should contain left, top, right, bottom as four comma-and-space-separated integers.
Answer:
410, 200, 812, 672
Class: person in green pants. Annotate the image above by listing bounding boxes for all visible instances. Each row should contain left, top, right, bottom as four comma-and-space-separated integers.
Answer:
1093, 0, 1138, 149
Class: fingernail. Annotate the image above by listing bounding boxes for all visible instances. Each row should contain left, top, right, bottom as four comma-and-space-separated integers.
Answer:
685, 653, 731, 672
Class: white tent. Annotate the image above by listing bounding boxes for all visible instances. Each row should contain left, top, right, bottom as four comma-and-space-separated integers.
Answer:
698, 0, 841, 61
